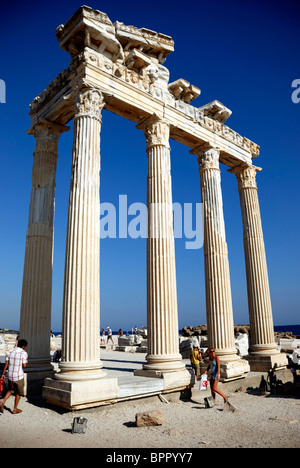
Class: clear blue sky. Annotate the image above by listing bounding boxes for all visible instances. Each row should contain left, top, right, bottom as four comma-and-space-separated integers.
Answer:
0, 0, 299, 332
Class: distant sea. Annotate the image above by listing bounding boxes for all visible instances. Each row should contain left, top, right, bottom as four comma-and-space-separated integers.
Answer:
51, 324, 300, 337
274, 324, 300, 336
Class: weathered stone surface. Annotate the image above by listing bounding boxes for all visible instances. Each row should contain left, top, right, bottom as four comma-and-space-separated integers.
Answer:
135, 410, 166, 427
17, 5, 283, 408
223, 401, 240, 413
230, 164, 283, 367
137, 115, 185, 374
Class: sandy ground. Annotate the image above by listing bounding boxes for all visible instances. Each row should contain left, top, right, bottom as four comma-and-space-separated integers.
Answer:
0, 349, 299, 449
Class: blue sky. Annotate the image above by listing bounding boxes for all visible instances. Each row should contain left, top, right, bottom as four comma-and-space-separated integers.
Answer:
0, 0, 299, 331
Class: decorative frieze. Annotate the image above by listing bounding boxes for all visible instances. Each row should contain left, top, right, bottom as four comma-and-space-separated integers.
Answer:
29, 5, 260, 161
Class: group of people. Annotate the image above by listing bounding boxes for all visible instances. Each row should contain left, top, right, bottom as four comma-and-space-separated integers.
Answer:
100, 327, 114, 345
1, 336, 228, 414
190, 345, 228, 405
100, 326, 139, 345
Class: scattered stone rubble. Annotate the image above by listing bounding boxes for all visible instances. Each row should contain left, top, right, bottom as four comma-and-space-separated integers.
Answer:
0, 334, 17, 352
135, 410, 166, 427
275, 331, 300, 341
179, 332, 249, 359
179, 325, 300, 360
181, 324, 251, 337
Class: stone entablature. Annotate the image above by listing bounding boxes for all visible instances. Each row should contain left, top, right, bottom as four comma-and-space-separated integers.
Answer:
29, 6, 259, 164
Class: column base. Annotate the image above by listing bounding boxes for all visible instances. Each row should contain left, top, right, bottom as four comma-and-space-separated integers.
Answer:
246, 352, 288, 372
24, 359, 55, 395
55, 361, 107, 382
138, 354, 187, 374
220, 358, 250, 381
134, 368, 192, 391
42, 377, 119, 410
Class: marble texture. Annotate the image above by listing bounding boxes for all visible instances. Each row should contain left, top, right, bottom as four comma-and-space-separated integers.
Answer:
19, 6, 285, 406
19, 120, 69, 388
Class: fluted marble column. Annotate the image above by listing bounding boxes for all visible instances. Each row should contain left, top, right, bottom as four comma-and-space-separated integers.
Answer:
20, 119, 69, 385
230, 163, 287, 370
43, 87, 119, 409
56, 87, 106, 382
136, 115, 185, 375
191, 144, 249, 379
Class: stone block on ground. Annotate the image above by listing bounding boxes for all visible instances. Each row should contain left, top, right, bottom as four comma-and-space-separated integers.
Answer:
135, 410, 166, 427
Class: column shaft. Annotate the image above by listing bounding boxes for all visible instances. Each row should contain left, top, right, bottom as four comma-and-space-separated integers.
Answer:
57, 88, 105, 381
197, 145, 237, 360
191, 144, 250, 380
230, 164, 287, 370
20, 119, 69, 377
138, 116, 184, 373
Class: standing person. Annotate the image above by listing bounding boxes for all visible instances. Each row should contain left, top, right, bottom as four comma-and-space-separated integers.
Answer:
291, 347, 300, 385
106, 327, 114, 344
100, 328, 105, 345
1, 339, 28, 414
204, 348, 228, 405
190, 345, 203, 380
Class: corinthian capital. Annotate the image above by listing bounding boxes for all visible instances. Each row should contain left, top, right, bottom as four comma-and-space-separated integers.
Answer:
229, 163, 262, 191
27, 119, 70, 189
28, 119, 70, 155
137, 114, 170, 148
75, 87, 104, 121
190, 143, 220, 173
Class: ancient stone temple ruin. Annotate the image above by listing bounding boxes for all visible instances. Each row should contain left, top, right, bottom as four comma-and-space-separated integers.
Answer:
19, 6, 287, 409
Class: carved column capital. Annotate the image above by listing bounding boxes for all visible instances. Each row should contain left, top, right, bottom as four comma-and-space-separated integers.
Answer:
137, 114, 170, 149
229, 163, 262, 191
27, 119, 70, 189
28, 118, 70, 154
75, 87, 105, 121
191, 143, 220, 173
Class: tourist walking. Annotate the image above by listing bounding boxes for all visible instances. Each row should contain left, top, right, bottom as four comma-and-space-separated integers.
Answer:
106, 327, 114, 344
1, 339, 28, 414
204, 348, 228, 404
100, 328, 106, 345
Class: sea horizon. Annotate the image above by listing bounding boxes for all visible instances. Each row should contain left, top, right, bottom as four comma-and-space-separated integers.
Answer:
50, 324, 300, 337
2, 324, 300, 337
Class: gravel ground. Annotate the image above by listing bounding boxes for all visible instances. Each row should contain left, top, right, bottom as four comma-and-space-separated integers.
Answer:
0, 350, 299, 449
